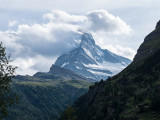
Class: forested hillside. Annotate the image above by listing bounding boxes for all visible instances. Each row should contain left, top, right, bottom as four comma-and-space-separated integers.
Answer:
6, 68, 92, 120
61, 20, 160, 120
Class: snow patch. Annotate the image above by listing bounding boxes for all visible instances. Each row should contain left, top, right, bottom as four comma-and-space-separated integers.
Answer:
76, 66, 82, 70
82, 47, 95, 60
83, 61, 127, 75
87, 69, 110, 76
61, 62, 69, 67
96, 47, 103, 56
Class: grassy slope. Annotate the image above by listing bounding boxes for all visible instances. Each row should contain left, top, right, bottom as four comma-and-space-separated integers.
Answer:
6, 77, 92, 120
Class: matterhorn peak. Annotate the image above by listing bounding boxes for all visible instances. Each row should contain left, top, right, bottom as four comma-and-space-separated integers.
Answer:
80, 32, 95, 45
79, 32, 96, 52
54, 32, 131, 80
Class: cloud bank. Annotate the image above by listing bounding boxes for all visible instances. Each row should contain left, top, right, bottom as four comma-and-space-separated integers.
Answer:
0, 10, 135, 75
87, 10, 132, 35
9, 21, 18, 27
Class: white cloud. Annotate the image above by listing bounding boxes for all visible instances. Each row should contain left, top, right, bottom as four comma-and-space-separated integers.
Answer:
11, 55, 57, 75
15, 22, 83, 57
0, 31, 24, 57
43, 10, 87, 23
0, 10, 134, 75
9, 21, 18, 27
11, 57, 36, 75
87, 10, 132, 35
103, 45, 136, 60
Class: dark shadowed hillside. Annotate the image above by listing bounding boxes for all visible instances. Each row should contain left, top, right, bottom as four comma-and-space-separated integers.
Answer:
63, 20, 160, 120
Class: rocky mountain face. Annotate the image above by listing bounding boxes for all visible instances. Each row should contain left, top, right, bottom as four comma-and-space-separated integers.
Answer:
54, 33, 131, 81
60, 20, 160, 120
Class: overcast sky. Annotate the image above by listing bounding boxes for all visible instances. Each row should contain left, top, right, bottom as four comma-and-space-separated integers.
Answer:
0, 0, 160, 75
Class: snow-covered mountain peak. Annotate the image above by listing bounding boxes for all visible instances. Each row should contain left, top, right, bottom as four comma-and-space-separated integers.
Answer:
81, 33, 95, 44
53, 32, 132, 81
80, 32, 95, 50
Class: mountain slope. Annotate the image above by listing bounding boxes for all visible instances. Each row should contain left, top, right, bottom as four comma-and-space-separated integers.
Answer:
134, 20, 160, 61
34, 65, 91, 81
7, 66, 92, 120
64, 21, 160, 120
54, 33, 131, 80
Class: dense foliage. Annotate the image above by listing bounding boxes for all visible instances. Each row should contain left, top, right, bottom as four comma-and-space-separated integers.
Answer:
6, 78, 91, 120
59, 106, 77, 120
0, 42, 17, 118
72, 48, 160, 120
